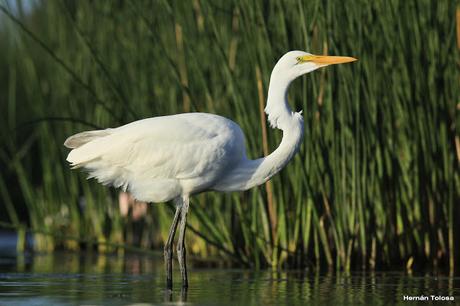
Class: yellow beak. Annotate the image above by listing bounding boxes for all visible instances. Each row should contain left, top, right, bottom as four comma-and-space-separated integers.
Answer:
298, 55, 357, 65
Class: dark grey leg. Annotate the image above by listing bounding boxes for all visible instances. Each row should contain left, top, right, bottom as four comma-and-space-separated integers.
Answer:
180, 285, 188, 302
164, 203, 181, 289
176, 196, 189, 288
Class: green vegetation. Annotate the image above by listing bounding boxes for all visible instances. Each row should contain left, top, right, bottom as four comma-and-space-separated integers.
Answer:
0, 0, 458, 271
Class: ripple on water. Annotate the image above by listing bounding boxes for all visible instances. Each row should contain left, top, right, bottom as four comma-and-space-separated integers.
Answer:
0, 253, 459, 306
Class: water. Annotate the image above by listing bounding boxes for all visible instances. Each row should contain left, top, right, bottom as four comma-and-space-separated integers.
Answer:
0, 251, 459, 305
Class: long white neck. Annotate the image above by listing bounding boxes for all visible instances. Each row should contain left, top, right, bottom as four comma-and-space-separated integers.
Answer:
213, 72, 304, 191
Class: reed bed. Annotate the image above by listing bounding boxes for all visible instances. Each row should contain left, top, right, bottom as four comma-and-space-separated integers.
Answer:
0, 0, 458, 271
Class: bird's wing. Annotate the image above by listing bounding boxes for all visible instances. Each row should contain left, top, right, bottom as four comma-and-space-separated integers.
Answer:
66, 113, 243, 192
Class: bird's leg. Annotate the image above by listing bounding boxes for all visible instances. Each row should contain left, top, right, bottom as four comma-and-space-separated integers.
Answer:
177, 196, 190, 288
180, 285, 188, 302
164, 204, 181, 289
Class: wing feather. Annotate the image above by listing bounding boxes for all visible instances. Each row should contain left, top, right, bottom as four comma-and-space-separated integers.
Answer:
65, 113, 245, 201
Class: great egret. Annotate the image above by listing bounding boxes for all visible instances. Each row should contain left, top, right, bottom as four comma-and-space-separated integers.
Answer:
64, 50, 356, 288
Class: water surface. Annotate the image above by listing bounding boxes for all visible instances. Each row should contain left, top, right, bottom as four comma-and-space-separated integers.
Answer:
0, 251, 458, 305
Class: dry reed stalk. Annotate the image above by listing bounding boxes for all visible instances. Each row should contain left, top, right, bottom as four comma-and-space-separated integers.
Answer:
256, 65, 277, 243
175, 23, 191, 112
456, 7, 460, 50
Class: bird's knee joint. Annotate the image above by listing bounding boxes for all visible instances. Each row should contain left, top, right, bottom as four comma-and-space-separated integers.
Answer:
176, 245, 186, 255
164, 245, 173, 257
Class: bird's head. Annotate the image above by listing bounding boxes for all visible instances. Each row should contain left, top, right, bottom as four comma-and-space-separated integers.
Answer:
273, 50, 357, 82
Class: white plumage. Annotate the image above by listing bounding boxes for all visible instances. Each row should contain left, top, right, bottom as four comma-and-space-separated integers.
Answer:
64, 50, 356, 288
66, 113, 247, 202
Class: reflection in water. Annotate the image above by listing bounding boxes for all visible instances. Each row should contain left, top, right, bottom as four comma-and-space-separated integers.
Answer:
0, 252, 459, 305
164, 287, 188, 304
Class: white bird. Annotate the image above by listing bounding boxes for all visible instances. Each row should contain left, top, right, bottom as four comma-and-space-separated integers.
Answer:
64, 51, 356, 288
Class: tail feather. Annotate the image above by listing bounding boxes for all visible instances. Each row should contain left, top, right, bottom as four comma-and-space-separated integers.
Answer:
65, 128, 114, 168
64, 129, 112, 149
